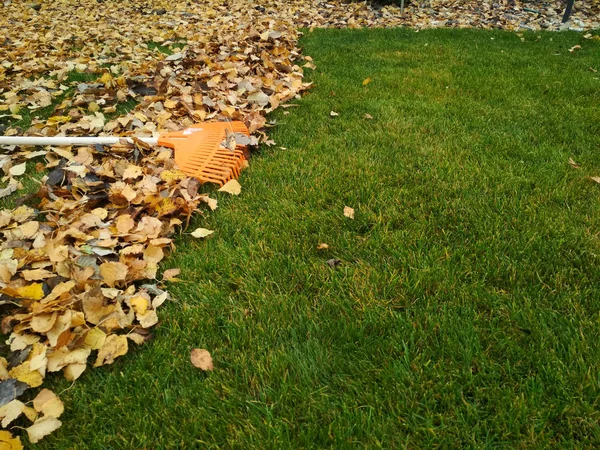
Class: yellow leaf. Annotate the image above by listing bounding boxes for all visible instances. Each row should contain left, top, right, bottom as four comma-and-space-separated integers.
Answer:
9, 361, 43, 387
362, 77, 372, 86
22, 406, 38, 422
99, 72, 113, 86
218, 179, 241, 195
46, 116, 71, 125
191, 228, 214, 239
11, 283, 44, 300
159, 169, 187, 183
129, 296, 149, 315
26, 416, 62, 444
143, 245, 164, 263
343, 206, 355, 219
99, 262, 128, 287
83, 328, 106, 350
94, 334, 128, 367
0, 430, 22, 450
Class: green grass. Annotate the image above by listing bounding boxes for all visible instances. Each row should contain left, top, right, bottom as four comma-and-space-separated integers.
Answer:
22, 28, 600, 448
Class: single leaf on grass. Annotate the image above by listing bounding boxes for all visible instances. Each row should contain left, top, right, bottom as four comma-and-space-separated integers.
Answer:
327, 258, 341, 268
0, 430, 22, 450
191, 228, 214, 239
568, 157, 580, 169
364, 113, 373, 119
201, 196, 218, 210
218, 179, 241, 195
330, 111, 339, 117
362, 77, 372, 86
589, 176, 600, 184
316, 243, 329, 250
26, 416, 62, 444
9, 162, 26, 177
190, 349, 213, 371
162, 268, 181, 280
343, 206, 355, 219
569, 45, 582, 53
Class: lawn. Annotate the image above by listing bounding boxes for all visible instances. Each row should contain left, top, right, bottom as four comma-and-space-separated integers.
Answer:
29, 28, 600, 448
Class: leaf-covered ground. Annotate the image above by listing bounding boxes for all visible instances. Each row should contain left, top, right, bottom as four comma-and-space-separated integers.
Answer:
0, 0, 600, 447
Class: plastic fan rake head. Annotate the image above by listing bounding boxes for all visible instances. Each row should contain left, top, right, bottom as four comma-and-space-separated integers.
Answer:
157, 121, 249, 186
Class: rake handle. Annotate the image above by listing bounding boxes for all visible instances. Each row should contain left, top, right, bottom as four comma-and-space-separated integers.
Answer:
0, 136, 159, 146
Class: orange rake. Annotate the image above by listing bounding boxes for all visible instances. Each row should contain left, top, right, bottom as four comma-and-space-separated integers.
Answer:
157, 121, 249, 186
0, 121, 250, 186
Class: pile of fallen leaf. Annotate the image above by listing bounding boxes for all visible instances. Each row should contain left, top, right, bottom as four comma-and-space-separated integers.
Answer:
0, 0, 599, 446
0, 139, 233, 445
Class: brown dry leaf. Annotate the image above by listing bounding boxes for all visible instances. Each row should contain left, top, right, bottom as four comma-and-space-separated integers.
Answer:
190, 348, 214, 371
191, 228, 214, 239
218, 180, 241, 196
330, 111, 339, 117
568, 158, 580, 169
364, 113, 373, 120
569, 45, 582, 53
162, 268, 181, 280
589, 176, 600, 184
116, 215, 135, 234
343, 206, 355, 219
21, 269, 54, 281
99, 262, 128, 287
94, 334, 128, 367
122, 165, 143, 180
316, 243, 329, 250
30, 313, 58, 334
26, 416, 62, 444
